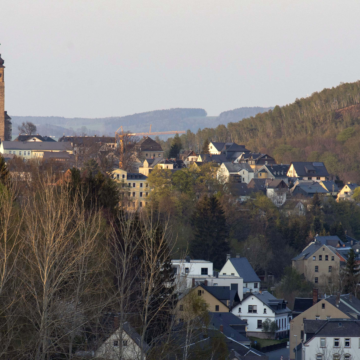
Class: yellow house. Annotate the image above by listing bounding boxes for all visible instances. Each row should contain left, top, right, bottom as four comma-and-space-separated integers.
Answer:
112, 169, 150, 211
337, 182, 359, 202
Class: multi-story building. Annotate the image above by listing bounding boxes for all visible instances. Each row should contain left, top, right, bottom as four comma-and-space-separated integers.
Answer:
136, 137, 163, 160
112, 168, 150, 210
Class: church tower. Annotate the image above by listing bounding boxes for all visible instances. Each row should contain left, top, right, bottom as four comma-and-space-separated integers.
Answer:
0, 54, 11, 142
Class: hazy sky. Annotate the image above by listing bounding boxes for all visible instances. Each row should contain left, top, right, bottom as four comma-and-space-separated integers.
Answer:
1, 0, 360, 118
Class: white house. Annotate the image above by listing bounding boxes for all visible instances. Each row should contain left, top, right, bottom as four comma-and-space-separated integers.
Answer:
209, 142, 226, 155
302, 319, 360, 360
231, 291, 291, 338
217, 162, 254, 184
172, 257, 244, 299
219, 256, 261, 291
337, 183, 359, 202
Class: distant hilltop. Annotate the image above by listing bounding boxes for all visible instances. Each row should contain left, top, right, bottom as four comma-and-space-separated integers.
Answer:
11, 106, 272, 140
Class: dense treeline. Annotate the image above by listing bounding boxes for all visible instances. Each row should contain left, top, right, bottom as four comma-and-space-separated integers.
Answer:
161, 81, 360, 182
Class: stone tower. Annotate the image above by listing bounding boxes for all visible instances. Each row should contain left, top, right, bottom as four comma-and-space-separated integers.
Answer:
0, 54, 11, 142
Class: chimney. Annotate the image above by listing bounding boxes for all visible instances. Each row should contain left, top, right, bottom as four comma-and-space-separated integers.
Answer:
204, 280, 208, 286
236, 253, 240, 258
114, 315, 119, 330
336, 292, 340, 307
219, 325, 223, 333
192, 278, 195, 288
313, 288, 318, 305
226, 254, 231, 261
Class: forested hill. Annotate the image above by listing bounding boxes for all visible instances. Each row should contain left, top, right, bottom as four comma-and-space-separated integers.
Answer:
176, 81, 360, 183
11, 107, 271, 140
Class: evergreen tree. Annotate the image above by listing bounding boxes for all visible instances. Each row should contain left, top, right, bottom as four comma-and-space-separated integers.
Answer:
190, 195, 229, 269
168, 134, 182, 159
344, 249, 360, 294
201, 139, 210, 154
0, 155, 9, 185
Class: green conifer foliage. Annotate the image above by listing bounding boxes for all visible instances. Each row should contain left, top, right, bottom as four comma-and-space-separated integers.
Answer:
190, 195, 229, 269
344, 249, 360, 294
0, 155, 9, 185
201, 139, 210, 154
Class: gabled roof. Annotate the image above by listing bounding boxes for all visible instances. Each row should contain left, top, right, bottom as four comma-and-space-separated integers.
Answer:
222, 162, 253, 173
247, 179, 267, 193
266, 179, 288, 189
290, 181, 328, 195
343, 183, 359, 191
320, 180, 339, 192
315, 235, 345, 248
126, 172, 148, 180
292, 242, 325, 261
260, 164, 289, 178
325, 294, 360, 318
202, 285, 240, 307
228, 258, 261, 283
242, 291, 291, 314
200, 154, 227, 164
138, 137, 163, 152
303, 319, 327, 334
290, 162, 329, 177
228, 183, 257, 197
210, 142, 225, 152
226, 143, 250, 153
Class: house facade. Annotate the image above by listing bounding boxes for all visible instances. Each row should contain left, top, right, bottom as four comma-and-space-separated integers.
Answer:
219, 256, 261, 291
231, 291, 291, 338
112, 169, 150, 210
136, 137, 163, 160
287, 162, 329, 181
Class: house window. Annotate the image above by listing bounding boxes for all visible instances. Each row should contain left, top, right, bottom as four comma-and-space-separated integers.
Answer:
332, 256, 334, 261
215, 305, 219, 312
319, 255, 322, 261
179, 305, 183, 311
315, 266, 319, 272
198, 290, 202, 296
146, 192, 148, 196
315, 277, 318, 284
158, 154, 161, 157
28, 151, 30, 155
254, 283, 258, 289
146, 183, 149, 187
257, 320, 262, 329
325, 255, 328, 261
19, 151, 22, 155
333, 355, 340, 360
128, 183, 131, 187
315, 316, 320, 320
139, 202, 143, 207
329, 266, 332, 273
133, 183, 135, 187
113, 340, 118, 347
123, 340, 128, 347
140, 183, 143, 187
146, 153, 148, 157
322, 303, 325, 309
334, 338, 340, 347
223, 273, 226, 275
132, 192, 135, 197
320, 336, 326, 347
344, 355, 351, 360
313, 256, 316, 260
185, 268, 189, 274
345, 338, 350, 347
117, 174, 120, 180
238, 308, 241, 313
231, 273, 235, 276
122, 174, 125, 179
140, 192, 143, 197
201, 268, 208, 275
316, 355, 323, 360
248, 305, 257, 313
264, 308, 267, 314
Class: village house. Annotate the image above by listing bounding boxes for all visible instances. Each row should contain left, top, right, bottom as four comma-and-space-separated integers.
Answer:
287, 162, 329, 181
180, 150, 198, 165
337, 182, 359, 202
290, 181, 329, 197
112, 168, 150, 210
289, 293, 360, 360
136, 136, 164, 160
301, 318, 360, 360
291, 236, 346, 290
171, 257, 244, 298
265, 179, 289, 207
232, 291, 291, 339
319, 180, 339, 196
217, 162, 254, 184
281, 199, 307, 217
197, 153, 227, 165
0, 141, 73, 159
237, 153, 276, 171
256, 164, 290, 183
219, 255, 261, 291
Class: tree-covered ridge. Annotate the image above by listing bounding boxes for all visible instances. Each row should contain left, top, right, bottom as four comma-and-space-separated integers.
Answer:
175, 81, 360, 183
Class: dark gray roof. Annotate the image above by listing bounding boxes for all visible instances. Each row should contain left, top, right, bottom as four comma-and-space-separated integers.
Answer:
14, 134, 56, 142
290, 181, 328, 196
210, 142, 225, 152
2, 141, 72, 151
43, 151, 74, 159
315, 235, 345, 248
209, 312, 249, 344
229, 258, 261, 283
138, 137, 163, 152
223, 162, 253, 173
304, 320, 327, 334
226, 143, 250, 153
243, 291, 291, 314
228, 183, 257, 197
247, 179, 267, 193
200, 153, 227, 164
127, 173, 148, 180
266, 179, 288, 189
292, 242, 326, 261
260, 164, 290, 178
202, 285, 240, 307
325, 294, 360, 319
58, 136, 115, 145
293, 298, 319, 314
291, 162, 329, 177
320, 181, 339, 192
305, 319, 360, 340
